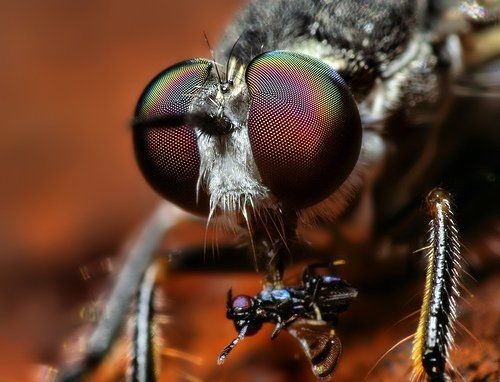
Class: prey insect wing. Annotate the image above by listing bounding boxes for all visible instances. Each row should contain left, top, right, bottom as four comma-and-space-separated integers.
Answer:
288, 319, 342, 381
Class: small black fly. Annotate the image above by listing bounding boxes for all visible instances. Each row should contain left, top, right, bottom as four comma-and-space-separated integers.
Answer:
218, 264, 357, 380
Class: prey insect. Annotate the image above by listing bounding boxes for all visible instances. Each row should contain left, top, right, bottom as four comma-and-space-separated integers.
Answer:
219, 264, 357, 378
57, 1, 500, 381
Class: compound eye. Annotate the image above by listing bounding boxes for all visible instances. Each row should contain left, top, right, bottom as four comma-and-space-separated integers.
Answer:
133, 59, 212, 214
232, 295, 253, 311
246, 51, 362, 208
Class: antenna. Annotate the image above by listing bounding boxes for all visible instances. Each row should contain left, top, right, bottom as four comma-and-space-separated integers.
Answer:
225, 33, 243, 83
203, 31, 223, 84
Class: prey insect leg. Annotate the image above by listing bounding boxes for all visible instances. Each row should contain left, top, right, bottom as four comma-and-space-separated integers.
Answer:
412, 189, 462, 382
57, 203, 182, 382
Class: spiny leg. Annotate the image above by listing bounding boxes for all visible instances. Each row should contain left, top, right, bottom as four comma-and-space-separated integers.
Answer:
132, 262, 161, 382
412, 189, 462, 382
57, 204, 180, 382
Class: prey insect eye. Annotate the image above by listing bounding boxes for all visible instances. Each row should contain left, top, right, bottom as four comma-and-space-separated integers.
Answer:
246, 51, 362, 208
133, 59, 212, 214
232, 295, 253, 311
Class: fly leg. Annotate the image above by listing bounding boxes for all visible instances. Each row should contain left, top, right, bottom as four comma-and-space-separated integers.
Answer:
411, 189, 462, 382
132, 261, 162, 382
57, 204, 182, 382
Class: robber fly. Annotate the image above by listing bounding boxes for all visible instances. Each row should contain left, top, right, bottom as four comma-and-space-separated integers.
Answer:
57, 1, 500, 382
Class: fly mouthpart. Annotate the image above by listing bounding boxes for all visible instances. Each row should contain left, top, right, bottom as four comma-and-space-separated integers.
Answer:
189, 110, 235, 136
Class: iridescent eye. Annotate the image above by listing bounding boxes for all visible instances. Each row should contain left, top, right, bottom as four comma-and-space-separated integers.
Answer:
232, 295, 253, 311
246, 51, 362, 208
133, 59, 212, 214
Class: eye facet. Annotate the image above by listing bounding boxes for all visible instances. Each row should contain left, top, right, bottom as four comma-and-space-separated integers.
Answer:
133, 59, 212, 214
246, 51, 362, 208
